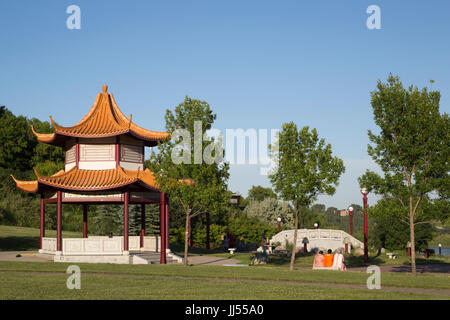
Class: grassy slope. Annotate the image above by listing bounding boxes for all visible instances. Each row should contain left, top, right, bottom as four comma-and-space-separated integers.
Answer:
0, 225, 81, 251
1, 271, 444, 300
0, 261, 449, 290
0, 225, 449, 300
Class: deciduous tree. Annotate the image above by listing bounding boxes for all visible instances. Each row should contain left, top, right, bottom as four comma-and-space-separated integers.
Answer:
269, 123, 345, 270
358, 75, 449, 275
149, 97, 231, 265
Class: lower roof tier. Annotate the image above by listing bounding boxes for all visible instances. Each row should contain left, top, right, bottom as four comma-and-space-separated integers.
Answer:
11, 166, 160, 194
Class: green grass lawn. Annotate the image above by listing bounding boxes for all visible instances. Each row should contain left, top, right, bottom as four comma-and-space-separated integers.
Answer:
0, 225, 449, 300
0, 261, 449, 299
1, 270, 445, 300
0, 261, 449, 290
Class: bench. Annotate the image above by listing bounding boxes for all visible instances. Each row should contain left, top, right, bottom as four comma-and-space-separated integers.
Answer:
264, 245, 274, 254
228, 248, 236, 255
386, 252, 397, 259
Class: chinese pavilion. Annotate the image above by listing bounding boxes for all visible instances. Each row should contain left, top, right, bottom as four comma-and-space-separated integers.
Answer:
11, 85, 178, 264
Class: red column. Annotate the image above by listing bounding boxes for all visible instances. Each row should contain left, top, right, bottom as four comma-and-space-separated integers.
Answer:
160, 192, 166, 264
76, 139, 80, 169
206, 212, 210, 250
165, 196, 169, 250
115, 136, 120, 167
56, 191, 62, 252
83, 204, 88, 238
123, 192, 129, 252
140, 204, 145, 248
349, 211, 353, 235
345, 243, 349, 254
40, 197, 45, 250
277, 220, 281, 233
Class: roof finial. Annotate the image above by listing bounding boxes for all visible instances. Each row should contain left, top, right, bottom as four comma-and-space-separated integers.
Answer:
102, 85, 108, 93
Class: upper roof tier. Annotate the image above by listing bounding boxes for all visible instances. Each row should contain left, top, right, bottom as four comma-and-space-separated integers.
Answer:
31, 85, 170, 147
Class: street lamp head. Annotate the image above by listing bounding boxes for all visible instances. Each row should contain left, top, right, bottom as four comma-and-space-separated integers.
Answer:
277, 217, 282, 222
348, 206, 353, 212
438, 243, 442, 248
313, 222, 319, 229
360, 188, 368, 195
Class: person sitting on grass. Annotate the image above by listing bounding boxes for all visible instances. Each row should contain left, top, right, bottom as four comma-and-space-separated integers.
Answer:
313, 250, 325, 268
323, 249, 334, 267
334, 249, 347, 271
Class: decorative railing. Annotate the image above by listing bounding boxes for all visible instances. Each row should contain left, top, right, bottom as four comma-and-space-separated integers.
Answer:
41, 235, 161, 255
41, 237, 57, 254
270, 229, 363, 249
63, 237, 123, 255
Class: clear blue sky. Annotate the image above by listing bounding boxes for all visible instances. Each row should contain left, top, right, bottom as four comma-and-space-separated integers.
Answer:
1, 1, 449, 209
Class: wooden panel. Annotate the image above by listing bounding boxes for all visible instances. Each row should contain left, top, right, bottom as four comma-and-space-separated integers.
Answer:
66, 144, 76, 163
79, 144, 115, 161
120, 144, 143, 163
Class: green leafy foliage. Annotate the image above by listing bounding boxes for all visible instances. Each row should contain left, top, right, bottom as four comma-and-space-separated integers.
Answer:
369, 198, 434, 250
0, 107, 64, 228
244, 198, 294, 228
149, 96, 231, 264
247, 185, 277, 201
269, 122, 345, 270
0, 107, 37, 171
358, 74, 449, 274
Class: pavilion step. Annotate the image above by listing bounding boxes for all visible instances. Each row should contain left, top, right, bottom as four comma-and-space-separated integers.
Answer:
131, 252, 180, 264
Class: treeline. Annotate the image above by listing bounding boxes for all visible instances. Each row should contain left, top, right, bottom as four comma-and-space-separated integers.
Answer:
0, 106, 63, 228
0, 106, 438, 250
0, 106, 277, 246
0, 106, 160, 235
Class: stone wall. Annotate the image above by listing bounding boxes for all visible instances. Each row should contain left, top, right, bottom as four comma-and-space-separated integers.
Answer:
270, 229, 363, 252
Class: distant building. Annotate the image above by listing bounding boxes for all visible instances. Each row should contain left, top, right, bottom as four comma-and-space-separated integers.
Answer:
340, 210, 349, 217
230, 193, 241, 206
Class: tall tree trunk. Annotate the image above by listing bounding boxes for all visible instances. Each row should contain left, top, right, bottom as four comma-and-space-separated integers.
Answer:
184, 210, 190, 266
409, 197, 416, 275
290, 204, 299, 271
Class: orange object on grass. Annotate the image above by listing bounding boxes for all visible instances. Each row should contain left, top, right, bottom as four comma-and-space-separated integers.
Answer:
323, 254, 334, 267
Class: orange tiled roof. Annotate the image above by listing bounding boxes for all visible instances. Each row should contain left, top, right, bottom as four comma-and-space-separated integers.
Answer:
32, 85, 170, 146
11, 166, 161, 193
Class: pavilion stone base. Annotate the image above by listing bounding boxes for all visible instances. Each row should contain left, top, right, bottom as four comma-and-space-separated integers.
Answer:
38, 236, 172, 264
53, 254, 132, 264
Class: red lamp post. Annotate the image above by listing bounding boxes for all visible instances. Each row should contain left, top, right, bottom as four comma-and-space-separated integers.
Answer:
348, 206, 354, 235
344, 237, 350, 254
360, 188, 369, 263
277, 217, 281, 233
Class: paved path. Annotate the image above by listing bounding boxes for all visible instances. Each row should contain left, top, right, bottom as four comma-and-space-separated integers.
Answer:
292, 264, 450, 274
347, 264, 450, 274
2, 251, 448, 272
0, 251, 241, 266
0, 251, 52, 262
185, 255, 241, 266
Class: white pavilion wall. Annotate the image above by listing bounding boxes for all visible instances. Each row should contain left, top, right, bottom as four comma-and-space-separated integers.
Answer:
64, 135, 145, 171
